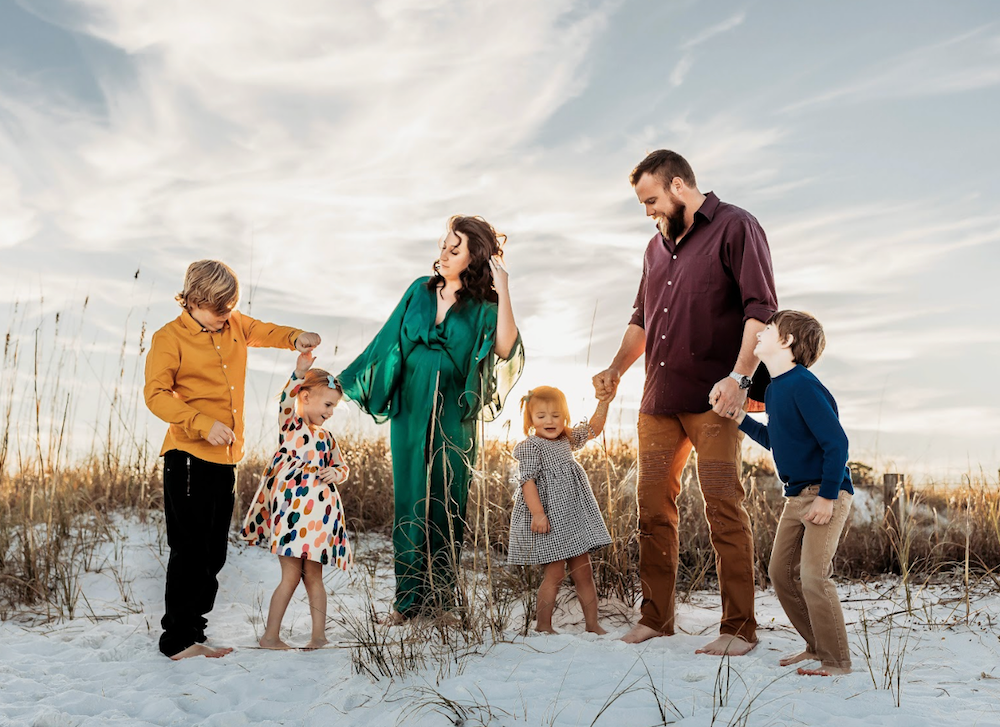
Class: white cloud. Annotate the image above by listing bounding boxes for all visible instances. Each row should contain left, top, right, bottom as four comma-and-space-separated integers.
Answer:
0, 166, 39, 248
680, 10, 746, 51
783, 26, 1000, 112
669, 11, 746, 88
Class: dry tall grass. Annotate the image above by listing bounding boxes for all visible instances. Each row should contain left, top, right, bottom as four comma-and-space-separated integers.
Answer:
3, 304, 1000, 625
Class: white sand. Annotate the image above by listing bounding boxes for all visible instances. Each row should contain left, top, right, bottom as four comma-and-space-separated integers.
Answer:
1, 515, 998, 727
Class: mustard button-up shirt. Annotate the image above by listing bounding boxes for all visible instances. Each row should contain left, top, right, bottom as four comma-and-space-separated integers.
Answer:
144, 309, 304, 465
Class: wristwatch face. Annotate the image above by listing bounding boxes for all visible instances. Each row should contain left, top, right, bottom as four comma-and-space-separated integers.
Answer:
737, 375, 751, 389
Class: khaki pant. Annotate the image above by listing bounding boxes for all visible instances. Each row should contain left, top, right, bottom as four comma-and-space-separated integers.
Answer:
768, 486, 853, 668
636, 411, 757, 642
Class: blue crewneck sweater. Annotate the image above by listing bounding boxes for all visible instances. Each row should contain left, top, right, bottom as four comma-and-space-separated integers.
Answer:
739, 364, 853, 500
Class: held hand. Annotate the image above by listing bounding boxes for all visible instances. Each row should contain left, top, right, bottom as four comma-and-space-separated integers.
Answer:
593, 367, 621, 402
318, 465, 349, 485
530, 512, 551, 534
709, 377, 748, 418
206, 421, 236, 447
296, 332, 321, 353
488, 255, 509, 291
295, 351, 316, 377
803, 496, 835, 525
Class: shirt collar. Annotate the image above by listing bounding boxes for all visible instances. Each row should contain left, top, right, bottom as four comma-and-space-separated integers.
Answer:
654, 191, 721, 248
179, 309, 229, 336
696, 191, 720, 222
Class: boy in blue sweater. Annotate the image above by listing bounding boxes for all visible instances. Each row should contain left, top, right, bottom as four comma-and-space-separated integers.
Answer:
723, 310, 854, 676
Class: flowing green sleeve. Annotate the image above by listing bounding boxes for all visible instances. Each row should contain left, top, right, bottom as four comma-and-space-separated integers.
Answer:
461, 303, 525, 423
337, 279, 424, 424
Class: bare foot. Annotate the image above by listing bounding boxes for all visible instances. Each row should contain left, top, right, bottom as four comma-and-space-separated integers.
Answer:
303, 636, 329, 650
695, 635, 757, 656
621, 624, 666, 644
798, 665, 851, 676
534, 626, 559, 635
258, 635, 292, 650
779, 650, 818, 667
586, 624, 608, 635
379, 610, 407, 626
170, 644, 233, 660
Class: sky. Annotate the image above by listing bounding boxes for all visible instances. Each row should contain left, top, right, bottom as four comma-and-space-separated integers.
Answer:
1, 0, 998, 480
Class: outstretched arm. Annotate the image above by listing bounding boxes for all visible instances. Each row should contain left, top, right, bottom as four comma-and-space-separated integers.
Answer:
593, 324, 645, 401
588, 399, 611, 439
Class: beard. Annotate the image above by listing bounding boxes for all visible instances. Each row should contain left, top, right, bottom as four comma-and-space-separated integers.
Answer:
657, 202, 687, 242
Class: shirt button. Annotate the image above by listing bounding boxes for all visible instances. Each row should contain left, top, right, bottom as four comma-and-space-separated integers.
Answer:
667, 281, 672, 286
216, 346, 221, 350
662, 307, 668, 313
223, 365, 227, 369
659, 361, 665, 367
231, 386, 235, 390
233, 409, 237, 413
661, 335, 666, 339
672, 255, 677, 260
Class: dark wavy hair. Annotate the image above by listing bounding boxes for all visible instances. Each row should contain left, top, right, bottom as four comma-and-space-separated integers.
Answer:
425, 215, 505, 305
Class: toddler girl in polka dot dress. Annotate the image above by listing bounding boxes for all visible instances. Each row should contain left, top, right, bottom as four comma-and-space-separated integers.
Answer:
241, 351, 352, 649
508, 386, 612, 634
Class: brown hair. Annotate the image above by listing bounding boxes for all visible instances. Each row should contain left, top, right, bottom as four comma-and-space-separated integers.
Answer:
175, 260, 239, 314
629, 150, 697, 189
299, 368, 340, 394
426, 215, 505, 306
768, 310, 826, 368
520, 386, 571, 435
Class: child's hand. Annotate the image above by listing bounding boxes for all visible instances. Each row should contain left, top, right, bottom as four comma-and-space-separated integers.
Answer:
803, 496, 835, 525
205, 420, 235, 447
719, 408, 746, 424
295, 351, 315, 377
296, 332, 322, 353
318, 464, 349, 485
530, 512, 550, 534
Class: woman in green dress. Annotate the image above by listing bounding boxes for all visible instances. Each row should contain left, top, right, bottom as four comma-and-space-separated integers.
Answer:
337, 215, 523, 621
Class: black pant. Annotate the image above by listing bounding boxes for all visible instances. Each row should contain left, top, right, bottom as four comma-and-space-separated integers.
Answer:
159, 449, 236, 657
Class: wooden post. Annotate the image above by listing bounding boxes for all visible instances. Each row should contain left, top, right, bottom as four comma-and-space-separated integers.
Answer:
883, 473, 905, 523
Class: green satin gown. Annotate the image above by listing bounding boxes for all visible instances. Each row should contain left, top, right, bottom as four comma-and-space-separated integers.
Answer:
337, 277, 524, 616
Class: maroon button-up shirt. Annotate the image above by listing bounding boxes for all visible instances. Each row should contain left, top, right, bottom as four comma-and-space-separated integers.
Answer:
630, 192, 777, 415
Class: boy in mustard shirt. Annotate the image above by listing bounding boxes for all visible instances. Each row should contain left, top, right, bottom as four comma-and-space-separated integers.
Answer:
145, 260, 320, 659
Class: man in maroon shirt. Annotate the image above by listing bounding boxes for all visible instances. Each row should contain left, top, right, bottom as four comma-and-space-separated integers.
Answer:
594, 150, 777, 654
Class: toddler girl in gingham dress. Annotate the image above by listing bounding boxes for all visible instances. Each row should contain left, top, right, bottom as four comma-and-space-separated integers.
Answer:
508, 386, 612, 634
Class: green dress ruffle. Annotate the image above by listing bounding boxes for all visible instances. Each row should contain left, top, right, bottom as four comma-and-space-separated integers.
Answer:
338, 277, 523, 615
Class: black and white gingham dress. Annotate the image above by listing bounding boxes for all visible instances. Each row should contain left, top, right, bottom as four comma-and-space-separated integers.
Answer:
507, 423, 612, 565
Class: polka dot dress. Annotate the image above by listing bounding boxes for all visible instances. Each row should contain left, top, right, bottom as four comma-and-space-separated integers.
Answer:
240, 373, 352, 570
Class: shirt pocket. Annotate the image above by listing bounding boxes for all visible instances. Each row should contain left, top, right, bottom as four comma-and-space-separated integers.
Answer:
685, 254, 721, 294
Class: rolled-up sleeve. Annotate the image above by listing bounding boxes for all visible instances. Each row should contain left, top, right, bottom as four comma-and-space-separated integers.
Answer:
728, 217, 777, 323
512, 439, 541, 486
628, 258, 648, 329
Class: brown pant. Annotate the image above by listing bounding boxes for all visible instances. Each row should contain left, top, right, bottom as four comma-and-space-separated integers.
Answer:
636, 411, 757, 642
769, 487, 853, 668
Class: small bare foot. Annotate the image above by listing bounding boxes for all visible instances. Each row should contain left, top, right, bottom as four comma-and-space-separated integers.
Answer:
534, 627, 559, 635
170, 644, 233, 660
586, 624, 608, 635
798, 665, 851, 676
303, 637, 329, 650
379, 610, 407, 626
258, 635, 292, 650
621, 624, 666, 644
695, 635, 757, 656
779, 650, 818, 667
